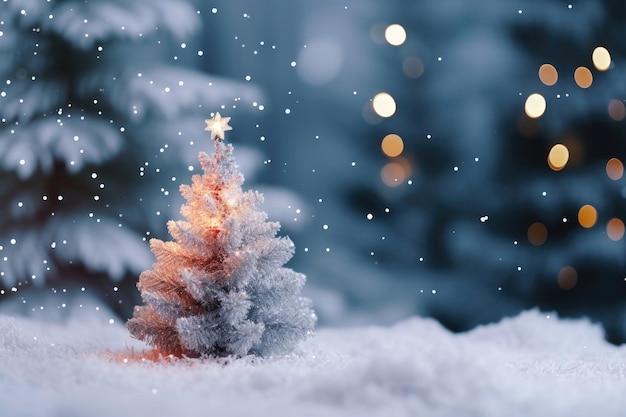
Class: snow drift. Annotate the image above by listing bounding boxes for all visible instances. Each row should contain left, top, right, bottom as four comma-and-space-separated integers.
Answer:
1, 307, 626, 417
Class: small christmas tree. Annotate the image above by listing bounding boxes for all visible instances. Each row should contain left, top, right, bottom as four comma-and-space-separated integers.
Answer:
127, 114, 316, 357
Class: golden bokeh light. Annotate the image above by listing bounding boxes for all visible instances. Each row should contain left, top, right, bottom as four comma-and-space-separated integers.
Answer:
592, 46, 611, 71
385, 24, 407, 46
372, 92, 397, 118
608, 99, 625, 121
547, 144, 569, 171
578, 204, 597, 228
574, 66, 593, 88
381, 134, 404, 157
403, 57, 424, 78
606, 158, 624, 180
527, 222, 548, 246
524, 93, 546, 118
538, 64, 558, 86
381, 158, 410, 187
607, 218, 625, 241
557, 266, 578, 290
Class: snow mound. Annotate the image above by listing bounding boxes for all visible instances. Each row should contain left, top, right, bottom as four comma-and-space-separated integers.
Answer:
1, 309, 626, 417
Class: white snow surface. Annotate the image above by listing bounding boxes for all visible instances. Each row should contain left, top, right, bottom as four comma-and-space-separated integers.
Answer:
2, 308, 626, 417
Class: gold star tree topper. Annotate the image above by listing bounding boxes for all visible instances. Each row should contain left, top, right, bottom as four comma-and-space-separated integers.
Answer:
204, 112, 233, 140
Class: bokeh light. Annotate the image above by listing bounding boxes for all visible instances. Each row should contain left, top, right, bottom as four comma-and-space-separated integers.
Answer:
538, 64, 558, 86
372, 92, 397, 118
608, 99, 625, 121
296, 37, 343, 85
557, 266, 578, 290
362, 101, 382, 125
381, 134, 404, 157
574, 66, 593, 88
403, 57, 424, 78
606, 218, 625, 241
527, 222, 548, 246
592, 46, 611, 71
385, 24, 407, 46
524, 93, 546, 118
578, 204, 597, 228
547, 144, 569, 171
369, 23, 387, 44
381, 157, 410, 187
606, 158, 624, 180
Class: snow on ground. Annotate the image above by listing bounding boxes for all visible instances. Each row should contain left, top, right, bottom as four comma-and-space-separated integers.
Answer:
2, 307, 626, 417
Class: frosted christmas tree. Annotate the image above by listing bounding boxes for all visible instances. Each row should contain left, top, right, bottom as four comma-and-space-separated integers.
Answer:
127, 114, 316, 357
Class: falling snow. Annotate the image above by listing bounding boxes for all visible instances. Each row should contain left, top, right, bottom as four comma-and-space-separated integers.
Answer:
1, 3, 626, 415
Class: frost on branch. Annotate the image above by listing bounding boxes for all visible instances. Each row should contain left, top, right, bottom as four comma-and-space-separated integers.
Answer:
127, 139, 316, 357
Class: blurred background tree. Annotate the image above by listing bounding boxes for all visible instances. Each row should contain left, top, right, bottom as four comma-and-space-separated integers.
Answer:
204, 0, 626, 340
326, 0, 626, 340
0, 0, 262, 318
